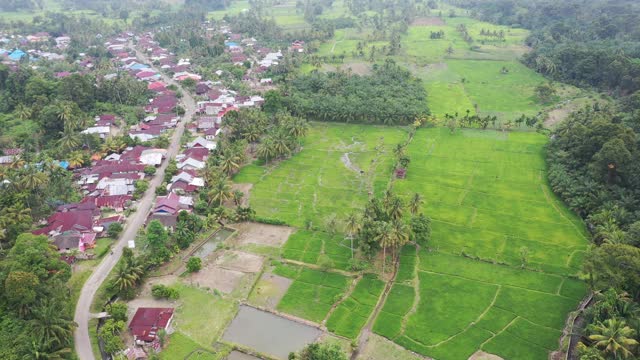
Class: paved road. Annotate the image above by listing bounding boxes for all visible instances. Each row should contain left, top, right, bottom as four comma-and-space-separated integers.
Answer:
74, 43, 197, 360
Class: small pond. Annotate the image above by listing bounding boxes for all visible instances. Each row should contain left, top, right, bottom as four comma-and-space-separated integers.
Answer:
222, 305, 321, 359
191, 228, 235, 260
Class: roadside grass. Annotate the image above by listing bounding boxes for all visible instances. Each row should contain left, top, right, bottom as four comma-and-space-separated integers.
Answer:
274, 264, 351, 323
282, 230, 354, 270
326, 274, 385, 339
233, 122, 407, 228
173, 284, 237, 347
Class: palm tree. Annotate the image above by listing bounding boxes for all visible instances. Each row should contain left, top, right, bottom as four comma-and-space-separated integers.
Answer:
232, 190, 244, 206
19, 167, 48, 192
29, 300, 77, 348
220, 152, 240, 176
271, 131, 291, 158
345, 213, 361, 258
588, 318, 638, 359
408, 193, 423, 215
57, 130, 80, 151
67, 151, 85, 169
26, 339, 72, 360
387, 196, 404, 222
112, 258, 144, 292
16, 103, 32, 121
207, 178, 232, 206
376, 222, 394, 275
256, 138, 276, 163
287, 118, 309, 138
57, 103, 76, 132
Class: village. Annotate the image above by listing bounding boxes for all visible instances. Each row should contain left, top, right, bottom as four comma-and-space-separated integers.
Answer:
0, 21, 311, 360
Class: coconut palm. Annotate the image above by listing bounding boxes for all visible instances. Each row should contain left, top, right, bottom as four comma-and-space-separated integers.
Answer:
387, 196, 404, 222
19, 167, 48, 192
376, 222, 394, 274
16, 103, 32, 121
256, 138, 276, 163
67, 151, 85, 169
588, 318, 638, 359
286, 118, 309, 138
220, 152, 241, 176
26, 339, 72, 360
29, 300, 77, 348
408, 193, 423, 215
207, 178, 232, 206
57, 130, 80, 151
345, 213, 361, 258
112, 257, 144, 292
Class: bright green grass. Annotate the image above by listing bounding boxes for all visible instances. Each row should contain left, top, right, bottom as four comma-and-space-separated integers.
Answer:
446, 59, 546, 117
394, 127, 589, 274
160, 332, 222, 360
376, 253, 583, 360
234, 122, 407, 228
276, 266, 350, 323
326, 274, 385, 339
174, 284, 237, 347
282, 230, 353, 270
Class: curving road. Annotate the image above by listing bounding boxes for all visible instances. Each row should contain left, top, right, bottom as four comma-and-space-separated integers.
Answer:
74, 42, 197, 360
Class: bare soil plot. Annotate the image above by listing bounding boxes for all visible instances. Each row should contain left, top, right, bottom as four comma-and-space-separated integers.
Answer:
189, 266, 244, 294
233, 222, 294, 247
357, 334, 427, 360
215, 250, 265, 273
412, 17, 446, 26
248, 272, 293, 309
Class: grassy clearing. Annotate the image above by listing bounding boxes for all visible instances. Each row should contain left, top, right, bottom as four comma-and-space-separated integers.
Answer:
234, 122, 407, 228
273, 264, 350, 323
394, 127, 588, 274
160, 332, 226, 360
326, 274, 385, 339
173, 284, 237, 347
282, 230, 353, 270
357, 334, 423, 360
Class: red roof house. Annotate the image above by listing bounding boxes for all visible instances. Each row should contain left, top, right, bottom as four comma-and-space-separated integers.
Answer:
129, 307, 174, 343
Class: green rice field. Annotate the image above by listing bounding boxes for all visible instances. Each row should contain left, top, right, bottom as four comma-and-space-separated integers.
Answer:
282, 230, 354, 270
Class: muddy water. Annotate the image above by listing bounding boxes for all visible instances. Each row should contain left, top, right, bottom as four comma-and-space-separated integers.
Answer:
222, 305, 321, 359
191, 228, 234, 259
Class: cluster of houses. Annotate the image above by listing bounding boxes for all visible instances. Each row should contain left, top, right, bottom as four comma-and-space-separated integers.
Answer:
0, 32, 72, 63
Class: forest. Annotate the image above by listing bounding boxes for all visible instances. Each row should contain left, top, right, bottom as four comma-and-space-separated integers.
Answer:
284, 59, 428, 125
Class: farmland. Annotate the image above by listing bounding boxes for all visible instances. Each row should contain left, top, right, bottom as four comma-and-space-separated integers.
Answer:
238, 123, 589, 359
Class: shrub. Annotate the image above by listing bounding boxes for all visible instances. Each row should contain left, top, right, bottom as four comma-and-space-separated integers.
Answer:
144, 165, 156, 176
254, 216, 288, 225
186, 257, 202, 273
107, 222, 123, 238
106, 302, 128, 322
151, 284, 180, 300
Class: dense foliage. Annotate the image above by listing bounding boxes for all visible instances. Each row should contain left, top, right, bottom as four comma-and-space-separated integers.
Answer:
0, 234, 75, 360
451, 0, 640, 95
285, 59, 428, 125
547, 103, 640, 358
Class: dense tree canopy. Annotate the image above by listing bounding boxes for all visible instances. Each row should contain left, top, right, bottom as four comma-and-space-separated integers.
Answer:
285, 59, 428, 125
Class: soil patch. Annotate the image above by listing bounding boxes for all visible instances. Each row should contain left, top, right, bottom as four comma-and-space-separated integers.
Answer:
215, 250, 264, 273
345, 62, 371, 75
127, 276, 178, 318
468, 350, 504, 360
412, 17, 446, 26
248, 273, 293, 309
233, 222, 294, 247
231, 183, 253, 206
189, 265, 244, 294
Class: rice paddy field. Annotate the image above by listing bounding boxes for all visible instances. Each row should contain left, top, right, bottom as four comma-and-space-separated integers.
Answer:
234, 122, 407, 227
239, 123, 589, 359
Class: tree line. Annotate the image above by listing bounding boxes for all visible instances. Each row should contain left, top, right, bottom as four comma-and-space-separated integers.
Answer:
547, 102, 640, 359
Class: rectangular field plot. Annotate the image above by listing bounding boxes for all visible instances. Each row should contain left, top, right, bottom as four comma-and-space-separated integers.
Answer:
395, 127, 589, 275
276, 266, 351, 323
234, 122, 407, 228
326, 274, 385, 339
374, 253, 584, 360
282, 230, 355, 270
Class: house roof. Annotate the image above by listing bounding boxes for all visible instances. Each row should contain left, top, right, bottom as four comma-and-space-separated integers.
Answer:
52, 231, 81, 250
129, 307, 174, 342
96, 195, 132, 209
34, 210, 94, 235
183, 147, 209, 161
154, 192, 180, 214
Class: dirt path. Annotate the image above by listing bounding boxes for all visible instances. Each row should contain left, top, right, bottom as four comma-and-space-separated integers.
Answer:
323, 275, 361, 325
74, 41, 198, 360
351, 258, 400, 360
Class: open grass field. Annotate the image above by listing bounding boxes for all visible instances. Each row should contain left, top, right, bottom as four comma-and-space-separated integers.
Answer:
394, 127, 589, 274
234, 122, 407, 227
271, 263, 351, 323
160, 332, 224, 360
372, 251, 583, 360
326, 274, 385, 339
282, 230, 353, 270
